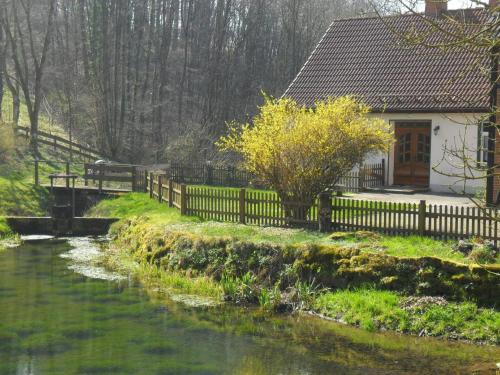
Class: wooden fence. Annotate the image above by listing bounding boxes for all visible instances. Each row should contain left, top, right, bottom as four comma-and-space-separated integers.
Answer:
32, 160, 147, 193
336, 161, 385, 193
148, 174, 318, 227
168, 162, 253, 187
332, 198, 499, 243
16, 126, 102, 161
146, 173, 500, 244
167, 161, 385, 193
83, 163, 149, 192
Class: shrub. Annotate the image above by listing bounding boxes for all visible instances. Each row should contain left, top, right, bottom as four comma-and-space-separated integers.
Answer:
218, 96, 393, 220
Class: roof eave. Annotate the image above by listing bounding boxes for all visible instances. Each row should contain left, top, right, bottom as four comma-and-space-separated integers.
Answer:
371, 106, 491, 114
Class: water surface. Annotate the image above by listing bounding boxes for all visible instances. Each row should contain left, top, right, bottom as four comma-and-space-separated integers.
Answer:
0, 238, 498, 374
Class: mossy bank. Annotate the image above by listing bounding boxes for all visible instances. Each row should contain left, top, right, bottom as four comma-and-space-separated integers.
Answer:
105, 216, 500, 344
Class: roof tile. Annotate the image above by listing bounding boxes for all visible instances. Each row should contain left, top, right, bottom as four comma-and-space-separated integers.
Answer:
283, 9, 491, 112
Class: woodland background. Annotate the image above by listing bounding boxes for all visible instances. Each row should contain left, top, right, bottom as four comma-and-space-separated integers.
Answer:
0, 0, 378, 164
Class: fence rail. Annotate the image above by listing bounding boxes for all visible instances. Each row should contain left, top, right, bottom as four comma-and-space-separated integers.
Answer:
168, 162, 253, 188
332, 198, 499, 243
167, 161, 385, 193
31, 160, 147, 193
336, 162, 385, 193
146, 173, 499, 244
16, 126, 102, 161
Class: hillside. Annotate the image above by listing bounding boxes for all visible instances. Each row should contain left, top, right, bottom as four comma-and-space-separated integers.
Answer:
0, 90, 87, 216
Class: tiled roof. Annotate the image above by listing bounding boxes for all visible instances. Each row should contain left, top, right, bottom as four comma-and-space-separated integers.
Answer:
283, 9, 492, 112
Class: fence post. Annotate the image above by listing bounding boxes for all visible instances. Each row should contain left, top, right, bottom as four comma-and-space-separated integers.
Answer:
65, 162, 70, 188
98, 164, 103, 193
168, 179, 174, 207
158, 175, 163, 203
381, 159, 386, 186
180, 184, 187, 215
34, 159, 39, 186
418, 200, 426, 236
144, 170, 149, 193
84, 163, 88, 187
358, 164, 365, 191
318, 192, 333, 233
149, 173, 154, 198
239, 188, 246, 224
206, 163, 213, 186
131, 166, 137, 192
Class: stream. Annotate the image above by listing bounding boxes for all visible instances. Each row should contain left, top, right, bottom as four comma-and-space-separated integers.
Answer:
0, 237, 498, 374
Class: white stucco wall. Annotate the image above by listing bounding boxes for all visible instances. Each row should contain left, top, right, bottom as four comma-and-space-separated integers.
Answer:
365, 112, 488, 194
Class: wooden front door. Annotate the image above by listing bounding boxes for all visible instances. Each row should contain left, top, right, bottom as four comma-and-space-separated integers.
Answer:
393, 121, 431, 187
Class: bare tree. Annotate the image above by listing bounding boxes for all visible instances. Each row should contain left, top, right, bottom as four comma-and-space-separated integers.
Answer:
0, 24, 3, 119
0, 0, 57, 153
7, 0, 375, 162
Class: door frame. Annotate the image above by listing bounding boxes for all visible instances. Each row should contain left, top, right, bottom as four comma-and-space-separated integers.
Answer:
392, 120, 432, 187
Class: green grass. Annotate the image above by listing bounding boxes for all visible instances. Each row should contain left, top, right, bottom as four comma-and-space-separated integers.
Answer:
314, 288, 406, 332
0, 86, 89, 217
330, 232, 499, 264
101, 247, 223, 302
89, 192, 494, 259
0, 217, 11, 236
332, 232, 465, 261
0, 149, 58, 216
314, 288, 500, 344
88, 193, 330, 245
0, 120, 86, 216
87, 193, 199, 224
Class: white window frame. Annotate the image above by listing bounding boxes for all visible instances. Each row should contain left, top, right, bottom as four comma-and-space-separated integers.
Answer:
477, 120, 490, 166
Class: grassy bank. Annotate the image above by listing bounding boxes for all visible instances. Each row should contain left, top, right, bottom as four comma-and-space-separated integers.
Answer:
0, 217, 11, 237
90, 193, 498, 264
0, 151, 54, 216
88, 193, 328, 245
314, 288, 499, 343
0, 89, 88, 217
0, 217, 20, 252
91, 193, 500, 344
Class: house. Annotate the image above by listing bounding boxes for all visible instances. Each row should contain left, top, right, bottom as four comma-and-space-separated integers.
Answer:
283, 0, 495, 196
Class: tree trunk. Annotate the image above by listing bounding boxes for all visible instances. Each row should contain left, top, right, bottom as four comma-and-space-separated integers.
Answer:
12, 85, 19, 126
0, 67, 3, 120
0, 26, 4, 119
280, 194, 314, 227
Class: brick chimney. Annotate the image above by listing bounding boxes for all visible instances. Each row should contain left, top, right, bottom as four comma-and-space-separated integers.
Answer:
425, 0, 448, 17
490, 0, 498, 7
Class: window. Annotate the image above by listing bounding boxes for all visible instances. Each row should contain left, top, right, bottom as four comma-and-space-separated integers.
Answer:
417, 133, 431, 163
398, 133, 411, 163
477, 121, 490, 165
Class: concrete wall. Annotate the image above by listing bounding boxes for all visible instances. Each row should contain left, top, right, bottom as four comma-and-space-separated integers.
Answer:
6, 217, 119, 236
365, 112, 488, 194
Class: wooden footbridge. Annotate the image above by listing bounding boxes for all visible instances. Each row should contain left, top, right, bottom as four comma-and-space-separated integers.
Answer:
36, 162, 148, 217
37, 161, 148, 194
18, 123, 149, 201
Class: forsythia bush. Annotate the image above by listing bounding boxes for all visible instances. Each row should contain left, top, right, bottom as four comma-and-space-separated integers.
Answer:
218, 96, 393, 215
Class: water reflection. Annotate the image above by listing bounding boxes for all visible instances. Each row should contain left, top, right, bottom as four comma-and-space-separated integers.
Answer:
0, 239, 497, 375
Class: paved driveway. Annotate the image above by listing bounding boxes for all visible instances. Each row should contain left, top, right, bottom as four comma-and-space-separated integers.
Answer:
346, 192, 478, 207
